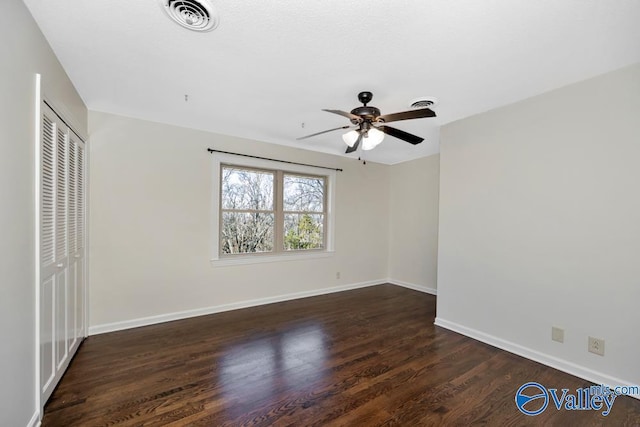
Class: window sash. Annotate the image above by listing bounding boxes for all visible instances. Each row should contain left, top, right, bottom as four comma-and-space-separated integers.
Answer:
283, 173, 325, 213
220, 211, 275, 254
279, 172, 326, 253
283, 212, 325, 251
220, 165, 275, 211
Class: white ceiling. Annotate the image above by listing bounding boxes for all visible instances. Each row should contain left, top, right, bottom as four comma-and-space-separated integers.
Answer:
24, 0, 640, 164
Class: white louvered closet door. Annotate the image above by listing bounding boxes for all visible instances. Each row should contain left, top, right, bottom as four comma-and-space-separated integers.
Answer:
39, 102, 86, 404
68, 131, 85, 352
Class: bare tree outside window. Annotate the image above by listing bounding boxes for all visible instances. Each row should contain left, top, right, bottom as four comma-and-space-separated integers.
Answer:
220, 166, 326, 255
221, 167, 274, 254
283, 174, 324, 250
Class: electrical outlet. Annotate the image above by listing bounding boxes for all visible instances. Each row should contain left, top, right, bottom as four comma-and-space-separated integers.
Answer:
336, 271, 340, 279
552, 327, 564, 343
588, 336, 605, 356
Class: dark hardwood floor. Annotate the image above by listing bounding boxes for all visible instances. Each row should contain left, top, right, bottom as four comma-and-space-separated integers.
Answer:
43, 284, 640, 426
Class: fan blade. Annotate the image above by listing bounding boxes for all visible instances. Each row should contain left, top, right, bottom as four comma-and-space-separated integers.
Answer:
296, 125, 352, 140
377, 108, 436, 123
345, 133, 362, 153
378, 125, 424, 145
322, 109, 362, 122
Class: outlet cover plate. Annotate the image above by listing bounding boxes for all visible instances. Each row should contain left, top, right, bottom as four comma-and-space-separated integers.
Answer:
552, 327, 564, 343
588, 336, 605, 356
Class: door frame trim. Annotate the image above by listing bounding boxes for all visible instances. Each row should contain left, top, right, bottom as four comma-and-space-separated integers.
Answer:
34, 72, 42, 421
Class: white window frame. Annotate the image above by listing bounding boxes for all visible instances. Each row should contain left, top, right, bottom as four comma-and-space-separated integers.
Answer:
211, 152, 336, 266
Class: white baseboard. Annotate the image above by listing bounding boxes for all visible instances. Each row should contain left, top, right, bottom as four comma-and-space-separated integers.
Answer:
27, 410, 41, 427
434, 317, 639, 400
89, 279, 385, 335
387, 278, 437, 295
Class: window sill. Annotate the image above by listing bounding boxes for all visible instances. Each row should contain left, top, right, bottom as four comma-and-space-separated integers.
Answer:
210, 250, 335, 267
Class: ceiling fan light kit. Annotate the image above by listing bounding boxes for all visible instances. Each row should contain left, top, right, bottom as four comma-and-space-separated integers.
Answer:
341, 130, 359, 147
361, 128, 384, 151
298, 91, 436, 156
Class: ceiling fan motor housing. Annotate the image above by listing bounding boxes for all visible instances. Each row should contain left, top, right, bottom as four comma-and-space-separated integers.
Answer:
350, 106, 381, 124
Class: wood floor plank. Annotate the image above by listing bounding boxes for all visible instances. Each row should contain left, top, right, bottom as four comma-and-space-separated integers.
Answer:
42, 284, 640, 426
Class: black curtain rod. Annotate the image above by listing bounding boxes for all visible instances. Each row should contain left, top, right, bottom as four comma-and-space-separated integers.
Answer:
207, 148, 343, 172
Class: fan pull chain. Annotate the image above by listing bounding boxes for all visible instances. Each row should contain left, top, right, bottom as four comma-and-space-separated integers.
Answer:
359, 139, 367, 165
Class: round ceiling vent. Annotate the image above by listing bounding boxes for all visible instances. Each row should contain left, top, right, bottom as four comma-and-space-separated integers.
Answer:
160, 0, 219, 32
409, 97, 438, 109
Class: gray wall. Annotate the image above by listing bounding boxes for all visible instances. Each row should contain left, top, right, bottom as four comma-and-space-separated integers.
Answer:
437, 63, 640, 387
88, 111, 391, 330
0, 1, 86, 425
388, 154, 439, 292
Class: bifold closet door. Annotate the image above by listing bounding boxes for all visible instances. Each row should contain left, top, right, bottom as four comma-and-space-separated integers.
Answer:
39, 102, 85, 404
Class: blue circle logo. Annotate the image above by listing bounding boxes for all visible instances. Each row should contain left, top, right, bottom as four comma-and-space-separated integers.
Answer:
515, 382, 549, 416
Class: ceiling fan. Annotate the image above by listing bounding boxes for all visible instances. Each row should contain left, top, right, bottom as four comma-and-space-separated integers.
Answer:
297, 91, 436, 154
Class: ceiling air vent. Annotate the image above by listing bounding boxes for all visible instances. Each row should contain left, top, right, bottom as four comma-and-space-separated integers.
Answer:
160, 0, 219, 32
409, 97, 438, 109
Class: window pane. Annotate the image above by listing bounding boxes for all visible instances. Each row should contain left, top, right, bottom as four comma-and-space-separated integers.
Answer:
284, 213, 324, 251
283, 175, 324, 212
222, 212, 274, 254
222, 167, 274, 210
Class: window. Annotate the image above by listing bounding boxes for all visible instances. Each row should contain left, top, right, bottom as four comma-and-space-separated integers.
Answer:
282, 174, 325, 251
221, 167, 276, 254
212, 153, 335, 265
